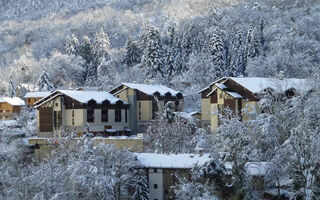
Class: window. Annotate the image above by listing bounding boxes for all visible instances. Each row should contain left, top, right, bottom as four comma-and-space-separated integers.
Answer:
125, 109, 127, 123
87, 109, 94, 122
28, 98, 31, 103
154, 168, 157, 173
55, 103, 58, 107
219, 93, 223, 99
54, 111, 62, 129
139, 102, 141, 108
72, 118, 74, 126
72, 110, 74, 117
154, 184, 158, 189
101, 108, 108, 122
115, 108, 121, 122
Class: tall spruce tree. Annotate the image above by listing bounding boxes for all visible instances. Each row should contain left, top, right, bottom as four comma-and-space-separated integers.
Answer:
93, 28, 111, 65
141, 25, 165, 78
209, 29, 226, 78
8, 79, 16, 97
37, 71, 56, 91
123, 38, 141, 67
65, 34, 79, 55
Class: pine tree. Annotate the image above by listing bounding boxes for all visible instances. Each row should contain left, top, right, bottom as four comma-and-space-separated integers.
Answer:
65, 34, 79, 55
141, 25, 165, 78
209, 29, 226, 78
8, 79, 16, 97
181, 30, 193, 72
93, 28, 111, 65
123, 38, 141, 67
37, 71, 56, 91
79, 35, 94, 64
85, 63, 97, 86
128, 169, 149, 200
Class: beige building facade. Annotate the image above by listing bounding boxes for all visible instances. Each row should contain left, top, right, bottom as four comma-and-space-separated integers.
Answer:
110, 83, 183, 133
200, 77, 310, 131
33, 90, 130, 138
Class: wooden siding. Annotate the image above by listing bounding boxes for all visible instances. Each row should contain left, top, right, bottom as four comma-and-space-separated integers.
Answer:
39, 107, 53, 132
224, 79, 257, 101
210, 91, 218, 103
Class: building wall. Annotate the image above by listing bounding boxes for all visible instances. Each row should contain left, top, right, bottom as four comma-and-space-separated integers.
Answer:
26, 97, 43, 107
148, 168, 164, 200
137, 100, 152, 121
37, 95, 129, 137
201, 98, 210, 128
0, 103, 21, 120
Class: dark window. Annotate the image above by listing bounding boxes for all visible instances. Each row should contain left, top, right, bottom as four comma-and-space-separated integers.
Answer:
72, 110, 74, 117
101, 108, 108, 122
55, 103, 58, 107
154, 168, 157, 173
125, 109, 127, 123
72, 118, 74, 126
154, 184, 158, 189
54, 111, 62, 129
87, 109, 94, 122
115, 108, 121, 122
139, 102, 141, 108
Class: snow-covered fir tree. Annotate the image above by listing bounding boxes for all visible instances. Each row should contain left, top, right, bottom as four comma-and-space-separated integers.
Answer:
37, 71, 56, 91
8, 79, 16, 97
65, 34, 80, 55
123, 38, 141, 67
141, 25, 165, 79
93, 28, 111, 65
209, 28, 226, 78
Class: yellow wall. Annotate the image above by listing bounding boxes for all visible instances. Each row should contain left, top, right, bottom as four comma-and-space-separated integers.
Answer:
137, 100, 152, 121
201, 98, 210, 121
26, 97, 43, 106
65, 109, 84, 126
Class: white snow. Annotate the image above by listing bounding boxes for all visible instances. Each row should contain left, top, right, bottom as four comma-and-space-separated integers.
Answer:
58, 90, 128, 104
24, 91, 52, 98
121, 83, 182, 96
0, 97, 25, 106
135, 153, 212, 169
206, 77, 312, 94
225, 91, 243, 99
215, 83, 227, 90
224, 162, 273, 176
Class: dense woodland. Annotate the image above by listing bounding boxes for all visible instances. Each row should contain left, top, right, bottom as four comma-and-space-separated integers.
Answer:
1, 0, 320, 199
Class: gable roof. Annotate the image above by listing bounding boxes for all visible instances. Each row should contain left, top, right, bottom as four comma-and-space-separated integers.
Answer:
135, 153, 212, 169
34, 90, 128, 108
201, 77, 312, 95
228, 77, 311, 94
0, 97, 25, 106
24, 91, 52, 98
112, 83, 182, 96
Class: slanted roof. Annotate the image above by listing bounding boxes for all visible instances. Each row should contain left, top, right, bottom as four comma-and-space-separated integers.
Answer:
121, 83, 182, 96
135, 153, 212, 169
34, 90, 128, 108
24, 91, 52, 98
228, 77, 311, 94
0, 97, 25, 106
58, 90, 127, 104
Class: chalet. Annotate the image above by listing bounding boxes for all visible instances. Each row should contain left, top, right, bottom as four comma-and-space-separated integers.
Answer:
0, 97, 25, 120
109, 83, 183, 133
33, 90, 130, 138
199, 77, 312, 130
24, 91, 52, 107
135, 153, 212, 200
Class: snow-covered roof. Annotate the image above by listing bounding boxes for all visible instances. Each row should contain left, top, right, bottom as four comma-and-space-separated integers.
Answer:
58, 90, 127, 104
225, 91, 243, 99
121, 83, 182, 96
24, 91, 52, 98
135, 153, 212, 169
0, 97, 25, 106
229, 77, 311, 93
34, 90, 128, 108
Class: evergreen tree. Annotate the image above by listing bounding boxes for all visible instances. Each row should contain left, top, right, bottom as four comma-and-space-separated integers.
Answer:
141, 25, 165, 78
93, 28, 111, 65
180, 29, 193, 72
127, 169, 149, 200
209, 29, 226, 78
85, 63, 97, 86
65, 34, 79, 55
37, 71, 56, 91
8, 79, 16, 97
123, 38, 141, 67
79, 36, 94, 65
